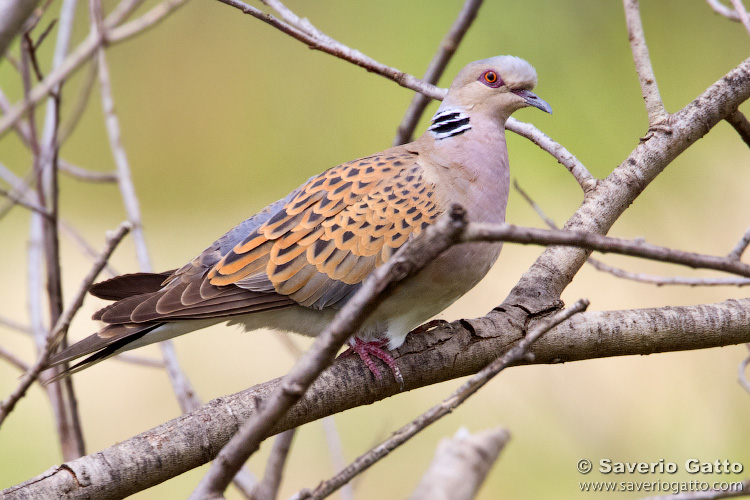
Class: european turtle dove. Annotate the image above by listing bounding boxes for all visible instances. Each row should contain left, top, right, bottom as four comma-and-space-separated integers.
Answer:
47, 56, 551, 384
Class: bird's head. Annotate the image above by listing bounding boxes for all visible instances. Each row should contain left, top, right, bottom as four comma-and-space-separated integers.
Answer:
441, 56, 552, 121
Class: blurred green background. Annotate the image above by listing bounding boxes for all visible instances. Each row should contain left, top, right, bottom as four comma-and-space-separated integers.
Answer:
1, 0, 749, 498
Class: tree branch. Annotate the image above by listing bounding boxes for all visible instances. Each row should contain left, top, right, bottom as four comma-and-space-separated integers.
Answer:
725, 109, 750, 149
4, 297, 749, 500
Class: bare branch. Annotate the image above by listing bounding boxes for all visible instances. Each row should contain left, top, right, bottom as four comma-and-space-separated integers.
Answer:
59, 161, 117, 183
725, 109, 750, 149
506, 118, 596, 192
623, 0, 668, 126
707, 0, 742, 20
585, 258, 750, 287
409, 427, 510, 500
393, 0, 484, 145
251, 429, 295, 500
6, 297, 750, 499
0, 222, 131, 428
463, 222, 750, 278
0, 346, 30, 372
0, 316, 32, 335
96, 47, 149, 271
215, 0, 442, 99
219, 0, 595, 191
729, 0, 750, 37
295, 300, 587, 500
58, 58, 99, 144
59, 220, 120, 278
0, 186, 51, 216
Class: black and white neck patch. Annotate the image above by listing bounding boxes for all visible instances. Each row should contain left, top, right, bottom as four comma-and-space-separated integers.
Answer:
428, 108, 471, 140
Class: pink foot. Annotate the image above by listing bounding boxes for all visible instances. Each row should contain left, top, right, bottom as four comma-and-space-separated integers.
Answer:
341, 338, 403, 388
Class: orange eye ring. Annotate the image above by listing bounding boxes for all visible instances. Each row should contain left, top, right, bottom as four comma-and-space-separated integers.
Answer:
479, 69, 503, 88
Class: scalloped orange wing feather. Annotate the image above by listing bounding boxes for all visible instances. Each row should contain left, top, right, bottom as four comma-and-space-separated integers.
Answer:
208, 147, 442, 309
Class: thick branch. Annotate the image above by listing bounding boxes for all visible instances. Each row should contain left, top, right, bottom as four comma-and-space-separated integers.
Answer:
4, 298, 749, 500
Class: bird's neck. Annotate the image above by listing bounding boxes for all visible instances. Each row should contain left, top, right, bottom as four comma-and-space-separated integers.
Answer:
417, 107, 511, 224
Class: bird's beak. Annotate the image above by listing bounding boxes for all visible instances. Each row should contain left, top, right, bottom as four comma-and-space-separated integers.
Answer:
512, 89, 552, 114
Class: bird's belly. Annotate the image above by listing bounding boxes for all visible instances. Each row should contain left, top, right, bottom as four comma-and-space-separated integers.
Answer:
361, 240, 503, 348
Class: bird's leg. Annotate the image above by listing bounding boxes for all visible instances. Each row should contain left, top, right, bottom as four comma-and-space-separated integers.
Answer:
340, 337, 403, 388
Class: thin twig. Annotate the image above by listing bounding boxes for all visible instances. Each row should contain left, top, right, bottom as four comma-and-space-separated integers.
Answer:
623, 0, 668, 126
0, 186, 51, 216
251, 429, 296, 500
462, 222, 750, 279
506, 119, 596, 192
586, 259, 750, 287
725, 109, 750, 149
0, 346, 30, 372
392, 0, 484, 146
729, 0, 750, 36
189, 206, 470, 500
219, 0, 593, 192
0, 222, 131, 428
59, 161, 117, 182
0, 316, 32, 335
215, 0, 442, 99
707, 0, 741, 20
96, 45, 149, 271
61, 220, 121, 277
58, 58, 100, 144
294, 300, 588, 500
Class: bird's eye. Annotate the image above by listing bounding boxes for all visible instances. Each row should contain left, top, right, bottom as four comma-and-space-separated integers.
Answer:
479, 70, 503, 88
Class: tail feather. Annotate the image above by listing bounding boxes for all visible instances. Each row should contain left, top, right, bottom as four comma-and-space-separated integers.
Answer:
89, 271, 175, 301
46, 322, 163, 379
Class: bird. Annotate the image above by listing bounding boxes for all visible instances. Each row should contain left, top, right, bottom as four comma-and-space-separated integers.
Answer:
46, 55, 551, 385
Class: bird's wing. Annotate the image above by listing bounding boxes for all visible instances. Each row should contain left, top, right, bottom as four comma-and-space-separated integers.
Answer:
50, 145, 442, 371
206, 145, 442, 310
108, 146, 442, 321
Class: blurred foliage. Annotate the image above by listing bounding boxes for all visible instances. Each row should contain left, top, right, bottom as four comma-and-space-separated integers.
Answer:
1, 1, 749, 499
